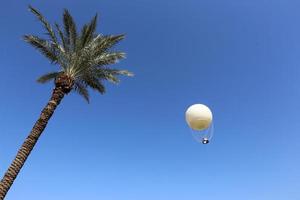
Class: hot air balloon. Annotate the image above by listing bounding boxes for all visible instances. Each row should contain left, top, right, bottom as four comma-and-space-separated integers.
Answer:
185, 104, 214, 144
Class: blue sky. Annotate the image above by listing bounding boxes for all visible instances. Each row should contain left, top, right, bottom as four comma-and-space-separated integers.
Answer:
0, 0, 300, 199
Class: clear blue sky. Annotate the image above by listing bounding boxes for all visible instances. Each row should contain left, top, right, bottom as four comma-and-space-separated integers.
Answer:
0, 0, 300, 199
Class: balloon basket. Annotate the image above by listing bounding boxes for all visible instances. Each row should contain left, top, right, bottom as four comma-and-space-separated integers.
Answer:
189, 123, 214, 144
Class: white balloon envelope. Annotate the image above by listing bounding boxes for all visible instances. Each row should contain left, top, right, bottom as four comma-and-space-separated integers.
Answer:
185, 104, 214, 144
185, 104, 213, 131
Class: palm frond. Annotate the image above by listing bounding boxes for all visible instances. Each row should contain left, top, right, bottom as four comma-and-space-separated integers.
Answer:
74, 81, 90, 102
80, 14, 98, 49
106, 69, 134, 77
26, 6, 133, 102
28, 5, 58, 44
55, 23, 66, 50
63, 9, 77, 51
37, 72, 60, 83
71, 51, 125, 79
83, 75, 105, 94
94, 52, 126, 66
94, 70, 119, 84
23, 35, 58, 63
94, 34, 125, 54
95, 68, 133, 83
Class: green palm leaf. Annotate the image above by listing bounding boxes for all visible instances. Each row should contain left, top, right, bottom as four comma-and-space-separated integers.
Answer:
37, 72, 60, 83
74, 82, 90, 102
63, 9, 77, 51
80, 14, 98, 49
28, 5, 58, 45
83, 74, 105, 94
23, 35, 58, 63
94, 52, 126, 66
96, 68, 133, 83
55, 23, 67, 51
26, 6, 133, 102
94, 34, 125, 54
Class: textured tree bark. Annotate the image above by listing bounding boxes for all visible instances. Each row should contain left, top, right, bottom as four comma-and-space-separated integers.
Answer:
0, 86, 65, 200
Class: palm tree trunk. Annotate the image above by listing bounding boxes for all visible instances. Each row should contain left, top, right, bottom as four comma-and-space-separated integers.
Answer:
0, 86, 65, 200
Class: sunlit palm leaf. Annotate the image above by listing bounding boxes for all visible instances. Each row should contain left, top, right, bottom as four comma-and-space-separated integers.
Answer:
96, 68, 133, 83
94, 34, 125, 54
94, 52, 126, 66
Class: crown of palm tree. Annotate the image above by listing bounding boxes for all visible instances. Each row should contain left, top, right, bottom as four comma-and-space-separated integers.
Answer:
24, 5, 133, 102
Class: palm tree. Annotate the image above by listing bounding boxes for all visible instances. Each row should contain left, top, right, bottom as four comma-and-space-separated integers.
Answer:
0, 6, 133, 199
